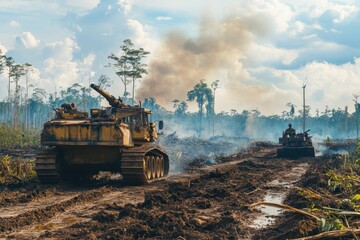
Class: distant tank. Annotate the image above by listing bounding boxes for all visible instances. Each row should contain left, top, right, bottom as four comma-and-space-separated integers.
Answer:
35, 83, 169, 184
277, 128, 315, 158
277, 85, 315, 158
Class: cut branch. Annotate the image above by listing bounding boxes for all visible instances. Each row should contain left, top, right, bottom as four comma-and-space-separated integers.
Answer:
250, 202, 320, 221
290, 229, 360, 240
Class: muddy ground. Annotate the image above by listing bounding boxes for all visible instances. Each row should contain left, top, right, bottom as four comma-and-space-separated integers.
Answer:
0, 143, 339, 239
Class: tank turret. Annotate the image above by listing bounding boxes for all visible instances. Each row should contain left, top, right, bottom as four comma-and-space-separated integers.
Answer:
90, 83, 125, 108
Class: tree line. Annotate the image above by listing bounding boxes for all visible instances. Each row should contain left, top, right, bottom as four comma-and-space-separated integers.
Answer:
1, 40, 359, 141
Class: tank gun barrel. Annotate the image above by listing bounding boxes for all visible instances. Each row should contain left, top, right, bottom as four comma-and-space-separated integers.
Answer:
90, 83, 124, 107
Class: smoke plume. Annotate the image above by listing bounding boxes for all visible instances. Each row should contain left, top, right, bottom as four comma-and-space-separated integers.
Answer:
136, 14, 272, 111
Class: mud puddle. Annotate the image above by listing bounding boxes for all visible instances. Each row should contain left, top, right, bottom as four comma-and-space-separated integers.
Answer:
251, 162, 309, 229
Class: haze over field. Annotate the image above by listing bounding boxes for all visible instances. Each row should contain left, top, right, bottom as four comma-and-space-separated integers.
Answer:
1, 0, 360, 115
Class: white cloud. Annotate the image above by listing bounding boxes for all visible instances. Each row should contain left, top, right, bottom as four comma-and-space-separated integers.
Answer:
127, 19, 147, 43
40, 38, 83, 89
9, 20, 20, 28
60, 0, 100, 12
299, 59, 360, 110
78, 53, 97, 80
245, 58, 360, 114
287, 1, 360, 24
117, 0, 131, 14
289, 21, 305, 36
83, 53, 96, 66
0, 43, 7, 54
308, 40, 345, 52
247, 43, 298, 65
242, 0, 294, 33
127, 19, 156, 51
15, 32, 40, 49
156, 16, 173, 21
43, 38, 78, 61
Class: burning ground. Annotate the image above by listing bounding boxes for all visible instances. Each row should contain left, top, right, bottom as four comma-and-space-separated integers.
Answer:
0, 139, 358, 239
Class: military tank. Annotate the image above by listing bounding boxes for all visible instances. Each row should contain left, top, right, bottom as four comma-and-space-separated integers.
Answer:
277, 85, 315, 158
35, 83, 169, 184
277, 129, 315, 158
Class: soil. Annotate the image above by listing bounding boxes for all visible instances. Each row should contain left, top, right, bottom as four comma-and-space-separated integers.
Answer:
0, 144, 331, 239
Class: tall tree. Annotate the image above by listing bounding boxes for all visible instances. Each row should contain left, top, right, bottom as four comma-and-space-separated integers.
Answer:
108, 51, 131, 98
143, 97, 160, 112
97, 74, 112, 90
5, 56, 15, 102
175, 101, 188, 117
23, 63, 33, 128
108, 39, 149, 105
29, 88, 47, 128
4, 56, 15, 123
172, 99, 188, 117
172, 99, 180, 109
0, 50, 5, 75
10, 64, 26, 126
286, 102, 296, 117
187, 80, 213, 137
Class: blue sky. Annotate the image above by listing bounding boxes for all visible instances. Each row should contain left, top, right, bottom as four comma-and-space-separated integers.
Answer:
1, 0, 360, 115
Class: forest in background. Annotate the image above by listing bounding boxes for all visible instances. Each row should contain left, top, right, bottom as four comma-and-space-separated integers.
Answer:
1, 40, 360, 148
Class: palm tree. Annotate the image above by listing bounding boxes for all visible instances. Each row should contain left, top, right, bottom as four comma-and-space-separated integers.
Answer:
286, 102, 296, 118
187, 80, 213, 137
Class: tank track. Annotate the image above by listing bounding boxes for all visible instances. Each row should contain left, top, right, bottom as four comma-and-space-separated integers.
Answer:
35, 148, 61, 183
277, 146, 315, 158
121, 145, 169, 184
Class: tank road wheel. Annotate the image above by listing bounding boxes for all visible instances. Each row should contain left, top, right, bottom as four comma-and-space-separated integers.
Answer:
152, 156, 157, 178
145, 156, 152, 180
151, 156, 156, 179
155, 156, 161, 178
151, 156, 157, 179
159, 156, 165, 177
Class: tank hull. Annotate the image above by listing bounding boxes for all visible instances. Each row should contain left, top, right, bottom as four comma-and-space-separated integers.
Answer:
277, 146, 315, 158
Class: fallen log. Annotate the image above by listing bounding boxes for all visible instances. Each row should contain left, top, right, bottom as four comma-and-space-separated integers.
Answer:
250, 201, 320, 221
290, 229, 360, 240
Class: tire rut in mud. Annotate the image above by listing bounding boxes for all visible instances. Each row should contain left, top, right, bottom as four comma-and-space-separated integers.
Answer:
0, 187, 112, 234
0, 180, 51, 208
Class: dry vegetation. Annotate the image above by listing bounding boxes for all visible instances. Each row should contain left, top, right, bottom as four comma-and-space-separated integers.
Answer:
0, 155, 36, 184
0, 124, 40, 149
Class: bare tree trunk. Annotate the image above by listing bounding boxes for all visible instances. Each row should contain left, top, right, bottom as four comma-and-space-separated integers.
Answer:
132, 77, 135, 106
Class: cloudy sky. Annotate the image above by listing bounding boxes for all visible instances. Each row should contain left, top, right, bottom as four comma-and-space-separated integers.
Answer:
1, 0, 360, 115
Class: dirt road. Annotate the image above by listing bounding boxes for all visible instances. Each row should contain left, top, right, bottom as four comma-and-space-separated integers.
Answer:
0, 145, 314, 239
